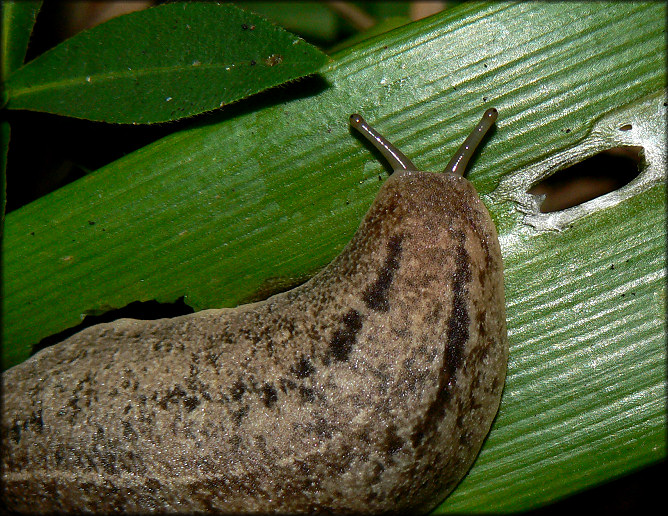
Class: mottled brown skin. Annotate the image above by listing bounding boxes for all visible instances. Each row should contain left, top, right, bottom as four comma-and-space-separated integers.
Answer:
1, 171, 507, 514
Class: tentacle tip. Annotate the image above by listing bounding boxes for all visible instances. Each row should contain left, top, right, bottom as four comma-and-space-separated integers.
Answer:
350, 113, 364, 127
483, 108, 498, 123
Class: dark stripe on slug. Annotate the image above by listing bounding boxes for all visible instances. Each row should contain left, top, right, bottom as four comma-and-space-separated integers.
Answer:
445, 231, 472, 377
292, 356, 315, 379
299, 386, 315, 403
329, 309, 364, 362
261, 383, 278, 408
363, 235, 404, 312
230, 378, 246, 401
383, 424, 405, 456
411, 231, 471, 448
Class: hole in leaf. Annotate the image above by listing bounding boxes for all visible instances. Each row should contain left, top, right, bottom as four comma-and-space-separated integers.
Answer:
31, 297, 195, 356
528, 146, 644, 213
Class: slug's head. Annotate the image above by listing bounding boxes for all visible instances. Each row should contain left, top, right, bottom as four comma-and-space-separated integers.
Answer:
350, 108, 497, 177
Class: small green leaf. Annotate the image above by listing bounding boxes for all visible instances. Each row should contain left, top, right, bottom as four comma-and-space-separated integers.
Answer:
0, 0, 42, 80
3, 2, 329, 123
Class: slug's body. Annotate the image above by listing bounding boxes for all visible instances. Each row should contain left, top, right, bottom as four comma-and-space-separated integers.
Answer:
2, 111, 507, 514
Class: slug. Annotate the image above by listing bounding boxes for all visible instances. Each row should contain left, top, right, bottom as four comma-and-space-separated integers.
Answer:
1, 109, 507, 514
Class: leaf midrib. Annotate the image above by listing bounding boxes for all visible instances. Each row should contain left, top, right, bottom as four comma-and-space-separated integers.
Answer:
6, 58, 323, 99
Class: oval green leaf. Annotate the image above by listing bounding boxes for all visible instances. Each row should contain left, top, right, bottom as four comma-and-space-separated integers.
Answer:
3, 2, 328, 123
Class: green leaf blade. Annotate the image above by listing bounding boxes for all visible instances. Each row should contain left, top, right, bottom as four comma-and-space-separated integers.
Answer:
0, 0, 42, 80
1, 0, 42, 230
0, 120, 7, 230
3, 2, 328, 123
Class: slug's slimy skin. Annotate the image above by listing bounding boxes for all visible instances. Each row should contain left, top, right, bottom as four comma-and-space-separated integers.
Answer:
1, 111, 507, 514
